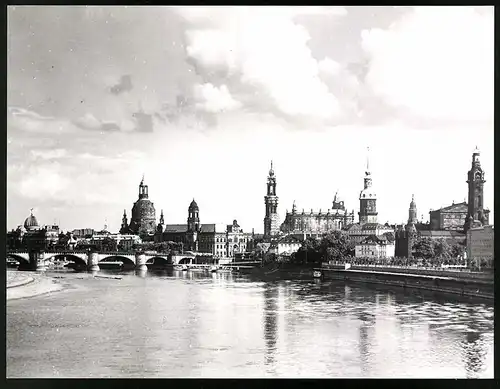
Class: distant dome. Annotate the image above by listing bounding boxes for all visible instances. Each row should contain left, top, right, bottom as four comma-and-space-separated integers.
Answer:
24, 211, 39, 230
189, 199, 199, 210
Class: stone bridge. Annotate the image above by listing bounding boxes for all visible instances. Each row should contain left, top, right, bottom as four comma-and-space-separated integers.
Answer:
6, 250, 215, 271
5, 250, 191, 271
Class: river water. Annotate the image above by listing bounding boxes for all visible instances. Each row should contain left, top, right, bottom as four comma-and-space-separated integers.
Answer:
6, 269, 494, 378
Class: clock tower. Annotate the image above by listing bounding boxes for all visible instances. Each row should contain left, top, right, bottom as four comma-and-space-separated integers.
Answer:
464, 147, 489, 232
358, 147, 378, 225
264, 161, 280, 241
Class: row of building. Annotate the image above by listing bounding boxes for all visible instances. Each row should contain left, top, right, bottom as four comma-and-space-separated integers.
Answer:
7, 148, 493, 265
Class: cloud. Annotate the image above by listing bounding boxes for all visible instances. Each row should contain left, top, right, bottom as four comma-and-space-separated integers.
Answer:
30, 149, 67, 160
11, 150, 148, 206
110, 74, 133, 95
193, 83, 242, 113
361, 6, 493, 123
177, 7, 344, 120
8, 107, 77, 134
18, 164, 71, 200
318, 57, 342, 77
73, 113, 121, 132
132, 110, 154, 132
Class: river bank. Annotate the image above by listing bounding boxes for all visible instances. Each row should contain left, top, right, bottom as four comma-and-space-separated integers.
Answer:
6, 271, 66, 301
237, 263, 494, 301
319, 267, 494, 300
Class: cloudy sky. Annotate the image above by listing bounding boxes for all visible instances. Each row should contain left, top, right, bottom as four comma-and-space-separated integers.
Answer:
7, 6, 494, 233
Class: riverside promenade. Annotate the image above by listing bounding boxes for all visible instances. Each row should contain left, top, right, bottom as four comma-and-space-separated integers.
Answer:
315, 263, 494, 300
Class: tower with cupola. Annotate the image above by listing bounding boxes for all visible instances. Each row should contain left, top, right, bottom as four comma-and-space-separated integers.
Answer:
358, 147, 378, 225
264, 161, 280, 241
464, 147, 489, 232
405, 194, 418, 259
187, 199, 200, 251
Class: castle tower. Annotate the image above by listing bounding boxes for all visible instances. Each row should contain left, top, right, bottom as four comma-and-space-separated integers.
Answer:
405, 194, 418, 259
264, 161, 280, 241
187, 199, 200, 251
358, 147, 378, 225
119, 210, 129, 234
464, 147, 488, 232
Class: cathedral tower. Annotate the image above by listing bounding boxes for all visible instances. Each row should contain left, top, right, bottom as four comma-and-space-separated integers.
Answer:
187, 199, 200, 251
264, 161, 280, 240
405, 195, 418, 259
358, 148, 378, 225
464, 148, 489, 232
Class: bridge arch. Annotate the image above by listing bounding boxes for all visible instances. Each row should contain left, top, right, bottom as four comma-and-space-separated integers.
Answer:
99, 255, 135, 266
147, 256, 173, 266
46, 254, 87, 266
6, 253, 30, 265
178, 257, 194, 265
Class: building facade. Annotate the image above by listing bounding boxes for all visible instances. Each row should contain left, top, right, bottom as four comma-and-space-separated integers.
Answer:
466, 225, 494, 267
71, 228, 94, 238
272, 235, 302, 256
343, 223, 394, 244
464, 148, 490, 232
429, 202, 469, 231
355, 235, 395, 259
280, 194, 355, 235
396, 195, 467, 258
7, 210, 64, 252
263, 161, 280, 241
156, 200, 254, 259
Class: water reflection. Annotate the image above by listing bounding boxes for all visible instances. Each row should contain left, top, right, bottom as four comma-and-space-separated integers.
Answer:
135, 268, 147, 278
462, 331, 487, 377
6, 271, 494, 378
357, 310, 376, 376
263, 284, 279, 369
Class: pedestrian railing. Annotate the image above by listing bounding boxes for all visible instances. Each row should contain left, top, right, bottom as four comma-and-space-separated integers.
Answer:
323, 262, 485, 273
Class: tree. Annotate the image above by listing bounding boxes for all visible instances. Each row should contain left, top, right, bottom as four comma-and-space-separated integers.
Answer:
319, 231, 353, 262
434, 238, 452, 259
294, 237, 321, 264
412, 237, 435, 260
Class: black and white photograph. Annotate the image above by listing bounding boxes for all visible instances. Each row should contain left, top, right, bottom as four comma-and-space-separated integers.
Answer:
6, 5, 494, 379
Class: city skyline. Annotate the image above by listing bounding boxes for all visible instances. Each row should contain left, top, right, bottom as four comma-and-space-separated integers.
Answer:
7, 6, 494, 233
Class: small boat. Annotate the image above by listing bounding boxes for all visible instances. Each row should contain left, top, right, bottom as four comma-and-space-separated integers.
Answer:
313, 270, 323, 278
181, 265, 189, 272
210, 265, 218, 273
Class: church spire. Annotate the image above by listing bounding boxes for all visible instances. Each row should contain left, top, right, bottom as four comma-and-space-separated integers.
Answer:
365, 147, 371, 176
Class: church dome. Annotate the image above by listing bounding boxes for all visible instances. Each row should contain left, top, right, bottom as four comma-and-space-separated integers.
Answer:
189, 199, 199, 211
24, 211, 39, 230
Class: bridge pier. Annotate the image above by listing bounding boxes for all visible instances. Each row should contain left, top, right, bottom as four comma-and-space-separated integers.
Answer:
31, 251, 47, 271
135, 252, 147, 271
87, 252, 100, 272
